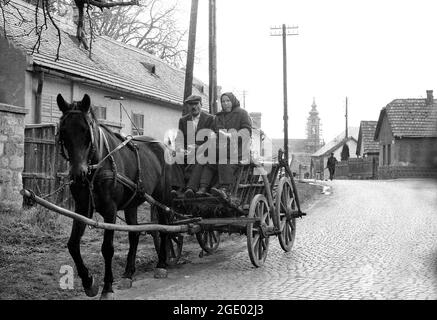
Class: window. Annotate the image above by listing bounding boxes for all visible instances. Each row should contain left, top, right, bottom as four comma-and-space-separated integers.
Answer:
92, 105, 107, 120
141, 62, 156, 75
382, 145, 386, 165
132, 113, 144, 135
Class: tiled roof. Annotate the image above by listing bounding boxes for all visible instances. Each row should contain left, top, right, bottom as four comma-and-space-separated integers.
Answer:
312, 127, 359, 157
357, 121, 379, 155
0, 0, 208, 107
375, 98, 437, 138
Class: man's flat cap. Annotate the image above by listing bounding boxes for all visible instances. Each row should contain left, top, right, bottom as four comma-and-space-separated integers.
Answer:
184, 95, 202, 104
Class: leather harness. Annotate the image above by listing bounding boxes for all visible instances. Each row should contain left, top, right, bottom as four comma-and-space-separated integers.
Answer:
58, 109, 159, 213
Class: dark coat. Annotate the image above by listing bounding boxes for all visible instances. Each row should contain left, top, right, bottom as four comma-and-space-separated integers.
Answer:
213, 106, 252, 134
175, 110, 214, 151
214, 106, 252, 162
327, 155, 338, 169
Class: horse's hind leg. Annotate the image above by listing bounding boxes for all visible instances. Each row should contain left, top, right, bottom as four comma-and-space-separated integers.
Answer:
154, 210, 169, 279
119, 207, 139, 289
100, 214, 116, 300
68, 220, 99, 297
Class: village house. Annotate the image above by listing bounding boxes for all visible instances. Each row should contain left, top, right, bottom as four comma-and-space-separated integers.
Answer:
374, 90, 437, 179
310, 127, 359, 180
0, 0, 209, 141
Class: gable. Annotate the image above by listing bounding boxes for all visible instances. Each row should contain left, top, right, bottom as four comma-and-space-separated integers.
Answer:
357, 121, 378, 155
377, 113, 394, 144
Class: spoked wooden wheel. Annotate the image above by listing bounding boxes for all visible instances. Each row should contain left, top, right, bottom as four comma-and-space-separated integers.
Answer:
196, 230, 221, 254
247, 194, 272, 267
152, 232, 184, 266
276, 177, 297, 252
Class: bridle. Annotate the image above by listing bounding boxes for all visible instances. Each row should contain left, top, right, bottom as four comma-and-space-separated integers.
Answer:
57, 106, 143, 213
58, 109, 99, 165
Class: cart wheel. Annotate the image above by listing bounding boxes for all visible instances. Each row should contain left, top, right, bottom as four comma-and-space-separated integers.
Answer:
196, 230, 221, 254
247, 194, 272, 267
276, 178, 296, 252
152, 232, 184, 266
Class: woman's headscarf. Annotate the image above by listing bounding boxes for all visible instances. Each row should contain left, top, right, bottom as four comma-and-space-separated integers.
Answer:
221, 92, 240, 110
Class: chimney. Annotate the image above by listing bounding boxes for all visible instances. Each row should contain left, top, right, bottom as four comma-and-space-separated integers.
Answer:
426, 90, 433, 105
249, 112, 262, 129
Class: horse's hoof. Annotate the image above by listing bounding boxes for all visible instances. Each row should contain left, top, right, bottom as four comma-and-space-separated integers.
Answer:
100, 291, 115, 300
154, 268, 168, 279
118, 277, 133, 290
84, 276, 99, 297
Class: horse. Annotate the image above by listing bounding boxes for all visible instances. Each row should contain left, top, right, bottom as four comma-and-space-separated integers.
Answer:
56, 93, 172, 300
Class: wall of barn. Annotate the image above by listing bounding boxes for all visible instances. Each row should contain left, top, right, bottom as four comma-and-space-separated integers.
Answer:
75, 83, 181, 141
26, 73, 183, 143
378, 137, 437, 179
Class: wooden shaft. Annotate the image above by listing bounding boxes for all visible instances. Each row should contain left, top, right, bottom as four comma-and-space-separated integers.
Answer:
20, 189, 190, 233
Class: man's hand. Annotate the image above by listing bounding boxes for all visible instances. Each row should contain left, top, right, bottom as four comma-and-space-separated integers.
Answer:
186, 144, 196, 155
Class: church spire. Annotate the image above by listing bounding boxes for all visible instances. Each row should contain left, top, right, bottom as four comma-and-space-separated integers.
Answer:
306, 97, 323, 153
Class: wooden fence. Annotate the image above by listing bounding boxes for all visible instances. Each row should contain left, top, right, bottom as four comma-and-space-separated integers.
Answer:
335, 157, 378, 179
22, 124, 74, 210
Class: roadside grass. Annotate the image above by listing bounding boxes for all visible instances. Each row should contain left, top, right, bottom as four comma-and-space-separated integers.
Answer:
0, 181, 322, 300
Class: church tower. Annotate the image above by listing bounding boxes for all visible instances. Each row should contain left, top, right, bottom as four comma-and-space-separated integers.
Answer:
305, 98, 323, 153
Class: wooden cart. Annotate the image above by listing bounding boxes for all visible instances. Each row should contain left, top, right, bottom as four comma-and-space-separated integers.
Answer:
154, 149, 306, 267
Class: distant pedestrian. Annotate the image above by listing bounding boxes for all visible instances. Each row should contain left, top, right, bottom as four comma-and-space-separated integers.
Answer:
327, 152, 338, 180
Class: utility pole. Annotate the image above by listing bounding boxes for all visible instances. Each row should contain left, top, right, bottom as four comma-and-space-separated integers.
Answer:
209, 0, 218, 114
270, 24, 299, 164
182, 0, 199, 116
242, 90, 247, 108
345, 97, 348, 138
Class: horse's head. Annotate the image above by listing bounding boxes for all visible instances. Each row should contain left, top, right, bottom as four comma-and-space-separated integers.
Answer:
57, 93, 97, 183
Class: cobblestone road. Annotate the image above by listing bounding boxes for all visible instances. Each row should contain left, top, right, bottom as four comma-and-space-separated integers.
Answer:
116, 179, 437, 300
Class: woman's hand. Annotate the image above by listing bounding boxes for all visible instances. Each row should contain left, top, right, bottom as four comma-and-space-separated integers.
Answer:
219, 129, 232, 139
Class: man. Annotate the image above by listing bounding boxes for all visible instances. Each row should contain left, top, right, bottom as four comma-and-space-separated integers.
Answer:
326, 152, 338, 181
173, 95, 214, 198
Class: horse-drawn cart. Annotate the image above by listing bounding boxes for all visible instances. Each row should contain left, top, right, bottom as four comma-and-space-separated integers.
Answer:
21, 148, 305, 268
19, 93, 308, 300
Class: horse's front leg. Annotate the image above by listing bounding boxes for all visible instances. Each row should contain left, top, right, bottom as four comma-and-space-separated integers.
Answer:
119, 207, 139, 289
100, 209, 116, 300
68, 219, 99, 297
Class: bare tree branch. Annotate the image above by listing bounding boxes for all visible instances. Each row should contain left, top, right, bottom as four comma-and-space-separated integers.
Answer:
89, 0, 186, 66
44, 0, 61, 61
88, 0, 138, 9
1, 0, 186, 66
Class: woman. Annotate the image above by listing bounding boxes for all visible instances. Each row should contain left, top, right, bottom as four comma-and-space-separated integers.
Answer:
198, 92, 252, 201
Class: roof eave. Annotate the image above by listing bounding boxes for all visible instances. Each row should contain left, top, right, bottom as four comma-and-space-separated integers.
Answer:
33, 64, 183, 109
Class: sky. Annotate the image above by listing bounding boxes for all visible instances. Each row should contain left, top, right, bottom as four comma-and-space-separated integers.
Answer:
173, 0, 437, 142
